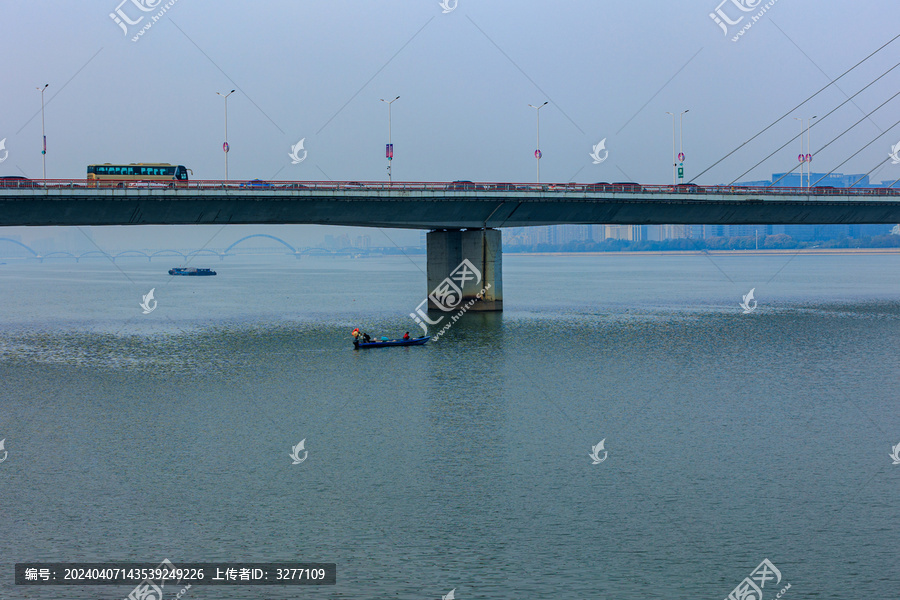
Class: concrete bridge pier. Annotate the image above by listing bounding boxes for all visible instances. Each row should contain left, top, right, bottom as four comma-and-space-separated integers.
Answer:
426, 228, 502, 312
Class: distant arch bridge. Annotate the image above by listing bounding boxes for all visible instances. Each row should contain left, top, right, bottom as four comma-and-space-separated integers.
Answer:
0, 235, 367, 261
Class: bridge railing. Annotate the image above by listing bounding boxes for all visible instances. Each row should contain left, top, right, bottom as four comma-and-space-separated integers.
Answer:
1, 178, 898, 196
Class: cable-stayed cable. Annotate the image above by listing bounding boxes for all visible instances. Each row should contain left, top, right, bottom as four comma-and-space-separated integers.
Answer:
767, 89, 900, 187
811, 117, 900, 187
690, 32, 900, 183
728, 60, 900, 184
848, 157, 892, 188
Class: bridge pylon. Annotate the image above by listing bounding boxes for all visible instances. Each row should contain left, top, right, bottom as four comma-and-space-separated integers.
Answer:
427, 228, 502, 312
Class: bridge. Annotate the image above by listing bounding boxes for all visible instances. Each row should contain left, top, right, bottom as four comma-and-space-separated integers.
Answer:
3, 179, 899, 312
2, 180, 899, 228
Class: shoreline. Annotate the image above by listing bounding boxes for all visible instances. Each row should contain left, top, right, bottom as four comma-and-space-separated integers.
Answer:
508, 248, 900, 257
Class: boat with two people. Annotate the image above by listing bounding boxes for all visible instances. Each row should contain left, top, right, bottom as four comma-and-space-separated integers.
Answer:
352, 328, 430, 349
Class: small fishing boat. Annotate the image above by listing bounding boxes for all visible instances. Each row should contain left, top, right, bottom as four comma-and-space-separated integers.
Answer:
354, 336, 430, 349
168, 267, 217, 276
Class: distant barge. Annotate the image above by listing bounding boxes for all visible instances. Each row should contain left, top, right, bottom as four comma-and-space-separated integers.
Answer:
168, 267, 217, 276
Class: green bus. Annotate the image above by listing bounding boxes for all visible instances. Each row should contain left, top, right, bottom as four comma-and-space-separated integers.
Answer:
87, 163, 191, 187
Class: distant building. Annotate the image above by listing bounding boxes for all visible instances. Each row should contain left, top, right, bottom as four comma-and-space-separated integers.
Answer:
704, 172, 894, 240
556, 224, 592, 244
772, 172, 868, 188
525, 226, 552, 245
645, 225, 691, 241
737, 172, 875, 188
602, 225, 642, 241
322, 233, 353, 249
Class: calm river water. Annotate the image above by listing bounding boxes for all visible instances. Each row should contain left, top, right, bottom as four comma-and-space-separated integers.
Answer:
1, 252, 898, 599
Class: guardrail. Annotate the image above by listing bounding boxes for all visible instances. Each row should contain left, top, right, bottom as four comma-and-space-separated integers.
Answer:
0, 178, 898, 196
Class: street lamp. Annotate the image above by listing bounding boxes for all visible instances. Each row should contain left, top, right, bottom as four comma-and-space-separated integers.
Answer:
794, 115, 816, 188
216, 89, 235, 180
528, 101, 548, 183
666, 109, 689, 186
679, 109, 689, 183
37, 84, 48, 180
793, 117, 803, 188
806, 116, 816, 189
380, 96, 399, 183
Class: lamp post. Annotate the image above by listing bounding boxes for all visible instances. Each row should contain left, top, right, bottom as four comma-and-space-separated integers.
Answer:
794, 117, 803, 187
380, 96, 399, 183
37, 84, 48, 180
794, 115, 817, 188
666, 110, 689, 186
528, 101, 548, 183
806, 116, 816, 189
679, 109, 689, 183
666, 112, 675, 185
217, 89, 235, 180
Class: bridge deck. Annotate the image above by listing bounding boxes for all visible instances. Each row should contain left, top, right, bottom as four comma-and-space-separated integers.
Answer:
1, 181, 898, 228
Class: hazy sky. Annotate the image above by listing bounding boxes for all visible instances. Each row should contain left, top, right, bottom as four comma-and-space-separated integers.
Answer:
2, 0, 899, 248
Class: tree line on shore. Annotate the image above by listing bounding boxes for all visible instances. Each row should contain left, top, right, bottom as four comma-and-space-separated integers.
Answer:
506, 233, 900, 253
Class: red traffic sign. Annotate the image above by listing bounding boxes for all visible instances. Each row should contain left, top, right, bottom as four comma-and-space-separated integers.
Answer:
535, 149, 542, 159
678, 152, 685, 161
805, 153, 812, 162
223, 142, 230, 153
798, 154, 804, 162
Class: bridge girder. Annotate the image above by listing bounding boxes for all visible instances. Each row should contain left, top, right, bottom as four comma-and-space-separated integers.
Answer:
1, 188, 899, 228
